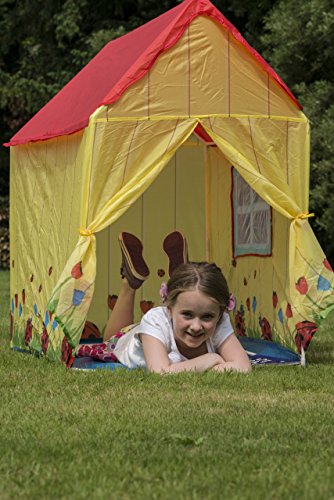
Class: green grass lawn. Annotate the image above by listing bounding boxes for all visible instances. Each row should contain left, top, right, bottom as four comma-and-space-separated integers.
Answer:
1, 269, 334, 499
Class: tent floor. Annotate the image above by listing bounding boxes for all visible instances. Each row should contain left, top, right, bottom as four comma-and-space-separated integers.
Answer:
71, 336, 300, 370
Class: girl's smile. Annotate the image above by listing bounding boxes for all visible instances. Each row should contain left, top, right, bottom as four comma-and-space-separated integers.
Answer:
168, 289, 221, 350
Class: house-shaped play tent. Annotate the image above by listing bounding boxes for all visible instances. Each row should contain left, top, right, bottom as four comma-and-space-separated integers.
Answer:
6, 0, 333, 366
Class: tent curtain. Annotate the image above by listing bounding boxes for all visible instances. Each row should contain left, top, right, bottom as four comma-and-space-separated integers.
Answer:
201, 117, 333, 320
46, 118, 197, 359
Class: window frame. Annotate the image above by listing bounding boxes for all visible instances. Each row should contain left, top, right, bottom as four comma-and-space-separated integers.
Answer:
231, 167, 272, 258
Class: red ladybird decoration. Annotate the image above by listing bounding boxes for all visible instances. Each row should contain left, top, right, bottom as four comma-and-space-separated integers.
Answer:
81, 321, 101, 340
140, 300, 154, 314
107, 294, 118, 310
294, 321, 317, 353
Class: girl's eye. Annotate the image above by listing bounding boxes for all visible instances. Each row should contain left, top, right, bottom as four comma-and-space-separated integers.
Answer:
182, 312, 193, 318
202, 315, 214, 321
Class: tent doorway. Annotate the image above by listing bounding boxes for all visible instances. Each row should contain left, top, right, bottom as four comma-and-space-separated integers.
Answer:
88, 133, 210, 333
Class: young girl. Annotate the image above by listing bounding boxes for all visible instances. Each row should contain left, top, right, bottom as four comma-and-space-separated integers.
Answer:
103, 231, 251, 373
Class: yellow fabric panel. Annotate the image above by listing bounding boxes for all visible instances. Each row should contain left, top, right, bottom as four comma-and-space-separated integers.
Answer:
229, 35, 270, 116
108, 15, 300, 120
201, 116, 306, 218
286, 119, 310, 210
109, 31, 189, 118
88, 227, 110, 331
205, 127, 333, 351
145, 30, 189, 117
206, 148, 293, 350
10, 132, 84, 355
87, 118, 197, 229
188, 16, 229, 116
205, 147, 233, 270
269, 78, 305, 119
107, 74, 149, 118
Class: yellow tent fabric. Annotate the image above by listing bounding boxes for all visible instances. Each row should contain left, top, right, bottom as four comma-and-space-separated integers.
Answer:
9, 13, 333, 364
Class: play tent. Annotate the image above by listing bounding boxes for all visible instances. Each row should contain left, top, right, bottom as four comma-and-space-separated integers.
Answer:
6, 0, 333, 366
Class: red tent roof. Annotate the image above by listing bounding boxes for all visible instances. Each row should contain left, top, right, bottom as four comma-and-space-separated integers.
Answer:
5, 0, 301, 147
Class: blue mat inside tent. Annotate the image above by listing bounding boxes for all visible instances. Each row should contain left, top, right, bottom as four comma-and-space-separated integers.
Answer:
71, 336, 300, 370
238, 337, 300, 366
72, 357, 130, 371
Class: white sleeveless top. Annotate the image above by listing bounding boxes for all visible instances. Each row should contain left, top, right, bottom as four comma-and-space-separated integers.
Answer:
113, 306, 234, 369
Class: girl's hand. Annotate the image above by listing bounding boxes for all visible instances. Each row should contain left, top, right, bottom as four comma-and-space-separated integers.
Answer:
211, 361, 250, 373
216, 334, 252, 373
141, 334, 224, 373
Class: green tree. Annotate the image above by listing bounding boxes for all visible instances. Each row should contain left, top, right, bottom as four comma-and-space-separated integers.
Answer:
261, 0, 334, 262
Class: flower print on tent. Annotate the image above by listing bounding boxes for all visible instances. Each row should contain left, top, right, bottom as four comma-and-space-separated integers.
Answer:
317, 275, 332, 292
260, 316, 272, 342
24, 318, 33, 346
41, 327, 49, 354
296, 277, 308, 295
323, 259, 333, 272
286, 303, 293, 318
235, 310, 246, 336
61, 336, 74, 367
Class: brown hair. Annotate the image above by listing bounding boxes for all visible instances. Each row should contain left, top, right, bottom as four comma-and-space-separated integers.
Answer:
166, 262, 230, 314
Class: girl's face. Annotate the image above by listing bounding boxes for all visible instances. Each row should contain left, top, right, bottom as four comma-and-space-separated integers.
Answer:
168, 289, 221, 349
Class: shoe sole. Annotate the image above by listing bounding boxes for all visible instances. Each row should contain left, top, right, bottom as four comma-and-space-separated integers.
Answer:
119, 233, 150, 281
163, 231, 188, 276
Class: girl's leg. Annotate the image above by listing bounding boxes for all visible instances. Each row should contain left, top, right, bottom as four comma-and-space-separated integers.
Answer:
104, 279, 136, 341
104, 232, 149, 341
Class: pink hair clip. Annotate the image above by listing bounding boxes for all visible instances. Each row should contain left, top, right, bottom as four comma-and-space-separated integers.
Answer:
227, 293, 236, 311
159, 282, 168, 303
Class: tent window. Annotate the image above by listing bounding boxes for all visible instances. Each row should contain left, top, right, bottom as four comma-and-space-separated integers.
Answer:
232, 168, 271, 257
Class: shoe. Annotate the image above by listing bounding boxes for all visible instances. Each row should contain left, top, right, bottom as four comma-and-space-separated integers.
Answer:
163, 231, 188, 277
118, 232, 150, 289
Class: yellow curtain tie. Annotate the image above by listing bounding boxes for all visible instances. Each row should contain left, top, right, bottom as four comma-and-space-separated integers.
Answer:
79, 228, 94, 237
293, 213, 315, 221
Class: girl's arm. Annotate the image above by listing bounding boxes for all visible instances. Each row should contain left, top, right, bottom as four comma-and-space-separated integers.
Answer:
141, 334, 223, 373
213, 334, 251, 373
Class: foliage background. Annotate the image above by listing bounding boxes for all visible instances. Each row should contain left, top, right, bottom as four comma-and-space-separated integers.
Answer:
0, 0, 333, 267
